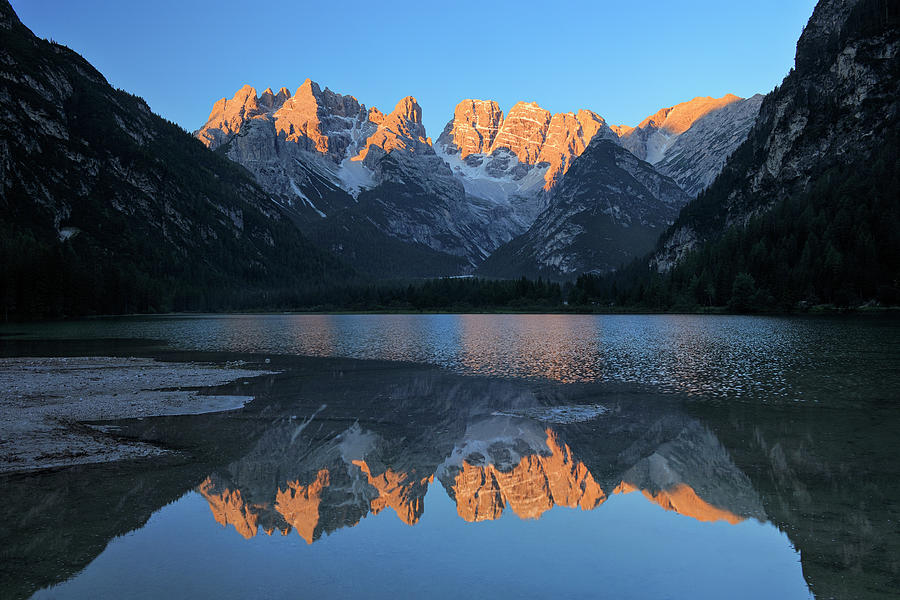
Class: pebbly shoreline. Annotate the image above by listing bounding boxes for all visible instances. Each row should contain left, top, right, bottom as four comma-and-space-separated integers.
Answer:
0, 356, 274, 473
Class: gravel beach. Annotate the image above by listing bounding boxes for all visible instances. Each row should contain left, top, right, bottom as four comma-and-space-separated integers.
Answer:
0, 357, 274, 472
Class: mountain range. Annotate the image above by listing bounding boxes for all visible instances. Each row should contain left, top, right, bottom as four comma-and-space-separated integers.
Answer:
1, 0, 896, 316
194, 83, 762, 279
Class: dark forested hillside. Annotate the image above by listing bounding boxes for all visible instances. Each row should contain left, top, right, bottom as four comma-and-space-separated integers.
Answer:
0, 1, 351, 319
571, 138, 899, 311
579, 0, 900, 311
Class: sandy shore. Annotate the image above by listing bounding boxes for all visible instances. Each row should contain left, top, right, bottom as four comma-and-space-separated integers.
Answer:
0, 357, 274, 473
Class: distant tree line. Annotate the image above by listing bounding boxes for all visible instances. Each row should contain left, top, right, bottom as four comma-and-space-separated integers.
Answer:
294, 276, 564, 312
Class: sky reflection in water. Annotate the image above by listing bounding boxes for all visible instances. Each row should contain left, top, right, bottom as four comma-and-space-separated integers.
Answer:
2, 314, 897, 599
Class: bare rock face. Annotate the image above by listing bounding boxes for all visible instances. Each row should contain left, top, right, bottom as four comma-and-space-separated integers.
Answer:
479, 139, 690, 279
354, 96, 431, 165
440, 428, 606, 522
435, 99, 619, 251
616, 94, 745, 164
197, 78, 371, 165
653, 0, 899, 271
654, 95, 764, 197
437, 99, 616, 194
194, 80, 765, 276
438, 99, 504, 157
273, 79, 369, 159
539, 109, 613, 189
196, 82, 492, 268
489, 101, 553, 165
196, 84, 263, 149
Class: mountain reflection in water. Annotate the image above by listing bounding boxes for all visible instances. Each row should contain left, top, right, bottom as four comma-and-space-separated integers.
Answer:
194, 408, 755, 546
2, 352, 897, 600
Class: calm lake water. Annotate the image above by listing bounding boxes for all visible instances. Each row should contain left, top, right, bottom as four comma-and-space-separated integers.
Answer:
1, 314, 899, 599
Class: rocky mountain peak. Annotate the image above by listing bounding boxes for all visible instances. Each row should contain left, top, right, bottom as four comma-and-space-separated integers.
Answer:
478, 137, 691, 279
292, 78, 321, 102
196, 79, 369, 161
617, 94, 746, 163
354, 95, 431, 162
654, 0, 899, 273
653, 94, 764, 197
368, 106, 385, 125
258, 86, 290, 112
635, 106, 673, 131
489, 101, 552, 164
436, 99, 617, 200
196, 84, 264, 149
259, 87, 275, 108
437, 99, 504, 157
539, 109, 615, 189
393, 95, 423, 124
274, 80, 337, 154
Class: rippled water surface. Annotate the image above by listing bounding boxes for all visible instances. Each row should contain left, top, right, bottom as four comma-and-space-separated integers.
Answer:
1, 314, 898, 599
4, 313, 898, 401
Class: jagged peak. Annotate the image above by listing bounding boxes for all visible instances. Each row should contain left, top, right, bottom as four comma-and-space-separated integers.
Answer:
450, 98, 504, 122
575, 108, 606, 123
437, 99, 505, 158
294, 78, 322, 100
368, 106, 385, 125
507, 100, 550, 114
391, 96, 423, 123
437, 97, 614, 190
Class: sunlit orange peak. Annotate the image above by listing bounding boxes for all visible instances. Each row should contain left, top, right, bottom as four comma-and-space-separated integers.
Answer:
450, 429, 605, 522
197, 477, 264, 540
613, 481, 744, 525
353, 460, 432, 526
274, 469, 331, 544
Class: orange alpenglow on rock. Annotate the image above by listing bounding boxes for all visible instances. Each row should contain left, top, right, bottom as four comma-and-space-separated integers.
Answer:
368, 106, 386, 125
488, 101, 552, 165
450, 429, 606, 522
195, 84, 264, 149
445, 99, 505, 158
613, 481, 745, 525
352, 460, 433, 526
538, 109, 609, 189
635, 94, 743, 136
274, 468, 331, 544
440, 99, 611, 190
197, 476, 266, 540
196, 78, 368, 162
273, 79, 332, 153
352, 96, 431, 163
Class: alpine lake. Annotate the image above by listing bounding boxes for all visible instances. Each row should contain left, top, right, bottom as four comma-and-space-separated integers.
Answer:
1, 314, 898, 599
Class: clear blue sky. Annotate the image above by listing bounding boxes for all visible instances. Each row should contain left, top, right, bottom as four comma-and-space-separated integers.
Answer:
11, 0, 818, 137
